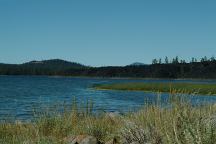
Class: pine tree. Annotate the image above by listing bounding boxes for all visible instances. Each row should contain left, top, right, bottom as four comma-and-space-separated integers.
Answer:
165, 56, 169, 64
152, 59, 158, 64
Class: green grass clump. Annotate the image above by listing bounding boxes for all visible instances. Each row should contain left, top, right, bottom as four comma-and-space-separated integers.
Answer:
1, 92, 216, 143
94, 82, 216, 95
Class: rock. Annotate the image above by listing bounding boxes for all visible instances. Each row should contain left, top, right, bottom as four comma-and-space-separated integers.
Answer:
80, 136, 98, 144
63, 135, 75, 143
105, 140, 113, 144
105, 112, 121, 121
64, 135, 98, 144
105, 137, 118, 144
130, 142, 140, 144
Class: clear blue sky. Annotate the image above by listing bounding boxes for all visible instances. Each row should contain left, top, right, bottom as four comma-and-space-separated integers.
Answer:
0, 0, 215, 66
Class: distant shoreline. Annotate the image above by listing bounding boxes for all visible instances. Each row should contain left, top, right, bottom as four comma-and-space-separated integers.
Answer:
1, 74, 216, 81
1, 59, 216, 79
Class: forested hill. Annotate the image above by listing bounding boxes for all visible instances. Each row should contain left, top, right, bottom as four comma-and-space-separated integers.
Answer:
22, 59, 85, 69
0, 59, 85, 75
0, 58, 216, 79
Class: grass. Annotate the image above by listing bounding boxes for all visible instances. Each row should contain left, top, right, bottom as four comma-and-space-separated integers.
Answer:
0, 99, 121, 144
93, 82, 216, 95
1, 92, 216, 143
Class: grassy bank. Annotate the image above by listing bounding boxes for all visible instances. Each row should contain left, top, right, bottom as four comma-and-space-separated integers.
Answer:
94, 82, 216, 95
1, 92, 216, 143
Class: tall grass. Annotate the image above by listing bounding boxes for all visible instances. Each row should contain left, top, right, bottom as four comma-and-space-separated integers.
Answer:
123, 95, 216, 144
0, 98, 120, 144
1, 91, 216, 143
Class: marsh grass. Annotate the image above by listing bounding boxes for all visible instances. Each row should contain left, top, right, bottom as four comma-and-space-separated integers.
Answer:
94, 82, 216, 95
1, 91, 216, 143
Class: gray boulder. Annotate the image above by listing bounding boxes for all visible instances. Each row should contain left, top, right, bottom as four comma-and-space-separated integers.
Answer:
64, 135, 98, 144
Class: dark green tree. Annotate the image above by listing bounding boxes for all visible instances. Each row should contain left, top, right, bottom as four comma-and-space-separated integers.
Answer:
152, 59, 158, 64
158, 58, 162, 64
210, 56, 215, 61
165, 56, 169, 64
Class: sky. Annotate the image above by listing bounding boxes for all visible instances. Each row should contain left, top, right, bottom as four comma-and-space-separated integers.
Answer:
0, 0, 216, 66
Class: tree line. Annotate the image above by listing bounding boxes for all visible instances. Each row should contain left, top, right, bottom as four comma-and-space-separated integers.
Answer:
0, 57, 216, 79
152, 56, 216, 64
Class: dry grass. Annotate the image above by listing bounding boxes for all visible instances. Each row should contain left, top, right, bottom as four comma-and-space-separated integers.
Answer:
1, 91, 216, 144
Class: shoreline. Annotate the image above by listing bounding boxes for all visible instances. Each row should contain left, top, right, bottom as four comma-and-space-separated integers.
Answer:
93, 82, 216, 96
1, 74, 216, 81
94, 87, 216, 96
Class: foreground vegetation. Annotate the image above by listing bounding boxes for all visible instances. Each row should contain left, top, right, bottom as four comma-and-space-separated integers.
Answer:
1, 92, 216, 143
94, 82, 216, 95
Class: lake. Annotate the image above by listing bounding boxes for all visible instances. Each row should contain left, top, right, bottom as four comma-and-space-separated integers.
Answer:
1, 76, 216, 121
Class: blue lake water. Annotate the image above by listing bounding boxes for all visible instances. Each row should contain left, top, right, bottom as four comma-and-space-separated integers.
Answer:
1, 76, 216, 121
